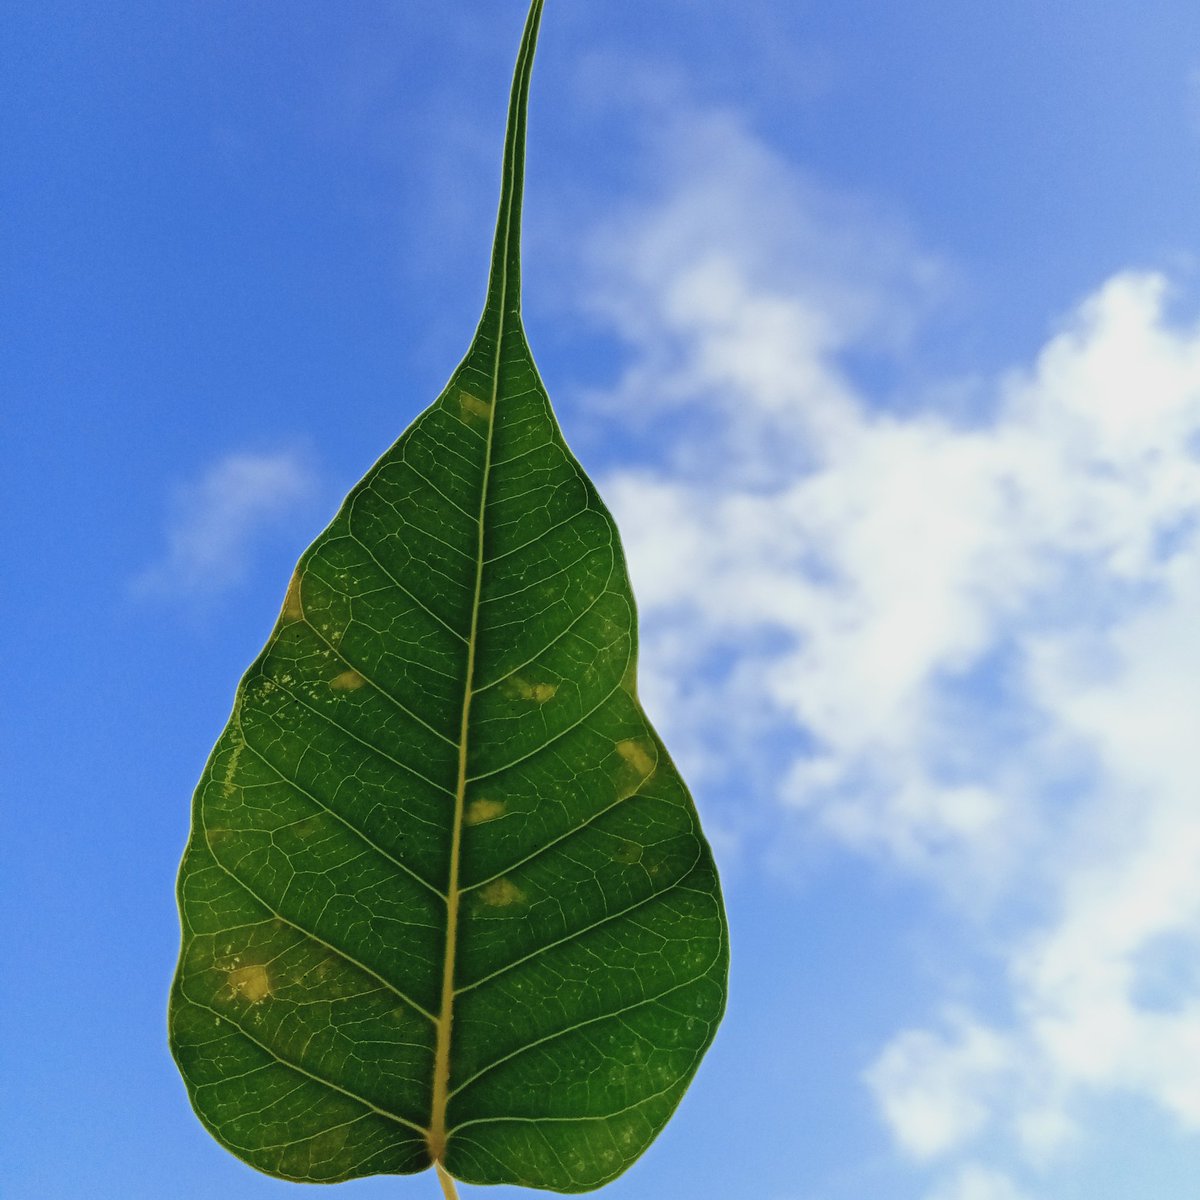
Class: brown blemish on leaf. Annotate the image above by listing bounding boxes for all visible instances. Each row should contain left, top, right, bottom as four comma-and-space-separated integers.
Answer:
281, 571, 305, 622
616, 738, 656, 780
459, 392, 491, 423
465, 798, 506, 826
227, 963, 271, 1004
329, 669, 366, 692
478, 878, 525, 908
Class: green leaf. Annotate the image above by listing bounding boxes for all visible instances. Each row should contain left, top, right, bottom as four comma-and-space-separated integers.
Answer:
168, 2, 729, 1192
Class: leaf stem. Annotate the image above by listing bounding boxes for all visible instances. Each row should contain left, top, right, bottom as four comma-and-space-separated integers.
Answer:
436, 1163, 461, 1200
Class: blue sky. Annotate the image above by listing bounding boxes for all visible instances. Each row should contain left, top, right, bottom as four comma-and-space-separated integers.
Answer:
7, 2, 1200, 1198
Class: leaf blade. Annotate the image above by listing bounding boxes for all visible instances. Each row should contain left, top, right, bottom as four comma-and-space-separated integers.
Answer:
170, 1, 728, 1190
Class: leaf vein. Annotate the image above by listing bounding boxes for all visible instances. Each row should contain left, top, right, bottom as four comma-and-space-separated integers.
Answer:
465, 665, 631, 784
183, 995, 429, 1137
342, 516, 471, 643
456, 854, 700, 996
233, 724, 448, 902
449, 950, 721, 1101
200, 824, 439, 1024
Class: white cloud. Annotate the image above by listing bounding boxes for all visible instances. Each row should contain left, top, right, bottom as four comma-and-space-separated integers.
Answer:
133, 449, 318, 601
579, 91, 1200, 1193
866, 1015, 1014, 1161
926, 1164, 1033, 1200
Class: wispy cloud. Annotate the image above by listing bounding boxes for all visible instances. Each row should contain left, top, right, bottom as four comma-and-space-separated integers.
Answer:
926, 1164, 1033, 1200
579, 89, 1200, 1194
133, 449, 319, 603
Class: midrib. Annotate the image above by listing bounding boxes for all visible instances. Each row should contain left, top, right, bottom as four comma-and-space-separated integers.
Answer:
427, 114, 519, 1174
427, 0, 540, 1171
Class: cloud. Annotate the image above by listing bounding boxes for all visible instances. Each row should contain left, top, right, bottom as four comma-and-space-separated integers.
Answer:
925, 1164, 1033, 1200
133, 449, 318, 602
858, 281, 1200, 1171
577, 88, 1200, 1192
866, 1015, 1014, 1162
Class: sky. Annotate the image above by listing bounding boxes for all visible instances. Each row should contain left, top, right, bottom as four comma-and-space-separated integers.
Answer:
6, 2, 1200, 1198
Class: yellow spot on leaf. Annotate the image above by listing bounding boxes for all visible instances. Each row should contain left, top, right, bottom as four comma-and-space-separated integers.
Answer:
616, 738, 656, 780
227, 963, 271, 1003
465, 798, 506, 826
621, 660, 639, 696
507, 676, 558, 703
459, 392, 491, 422
329, 669, 366, 692
478, 878, 524, 908
612, 839, 642, 865
281, 571, 304, 622
221, 714, 245, 799
295, 816, 322, 840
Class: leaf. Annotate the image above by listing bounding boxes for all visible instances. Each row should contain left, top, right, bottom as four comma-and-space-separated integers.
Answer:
168, 2, 729, 1193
